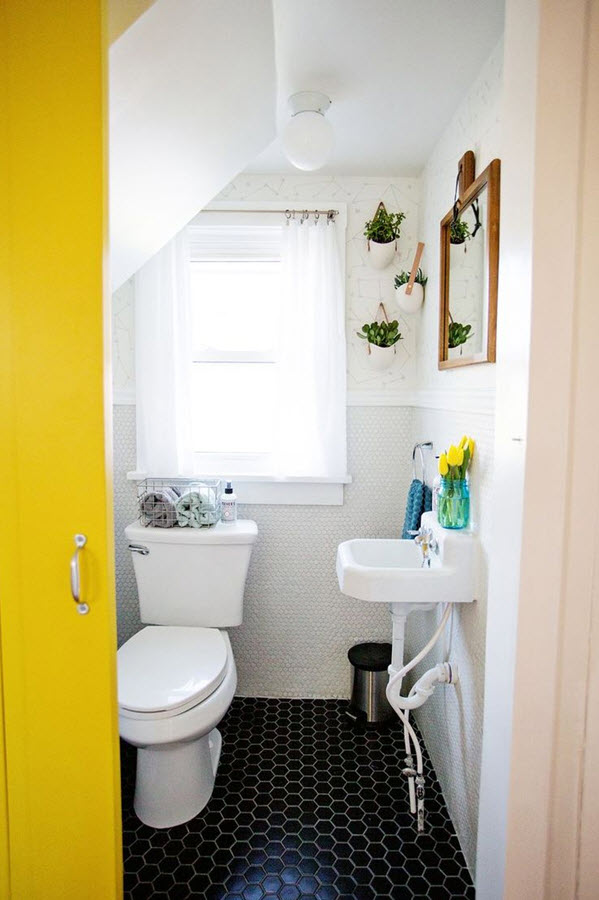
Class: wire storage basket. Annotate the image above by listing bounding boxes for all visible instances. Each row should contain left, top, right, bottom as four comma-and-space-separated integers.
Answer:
137, 478, 223, 528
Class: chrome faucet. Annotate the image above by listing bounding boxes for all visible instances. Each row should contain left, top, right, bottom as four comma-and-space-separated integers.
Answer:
413, 526, 437, 568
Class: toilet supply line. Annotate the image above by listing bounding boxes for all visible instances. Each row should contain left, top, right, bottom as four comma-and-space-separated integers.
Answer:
386, 603, 455, 831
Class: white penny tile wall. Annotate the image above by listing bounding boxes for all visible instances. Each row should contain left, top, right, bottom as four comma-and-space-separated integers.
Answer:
113, 403, 414, 697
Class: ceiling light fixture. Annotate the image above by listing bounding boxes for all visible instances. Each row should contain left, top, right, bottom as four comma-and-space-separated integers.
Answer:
282, 91, 334, 172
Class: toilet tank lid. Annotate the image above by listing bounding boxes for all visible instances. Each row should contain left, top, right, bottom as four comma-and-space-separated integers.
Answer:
125, 519, 258, 545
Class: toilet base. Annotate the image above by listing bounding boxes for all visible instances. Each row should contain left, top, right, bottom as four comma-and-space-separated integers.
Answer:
134, 728, 222, 828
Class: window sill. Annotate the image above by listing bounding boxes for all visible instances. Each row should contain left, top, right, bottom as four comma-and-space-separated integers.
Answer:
127, 472, 352, 506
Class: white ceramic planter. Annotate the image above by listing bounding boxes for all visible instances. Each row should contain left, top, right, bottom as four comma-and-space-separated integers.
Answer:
367, 239, 396, 270
368, 343, 396, 371
395, 282, 424, 314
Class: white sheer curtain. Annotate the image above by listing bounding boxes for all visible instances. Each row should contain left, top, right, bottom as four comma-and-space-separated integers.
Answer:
274, 216, 347, 479
134, 232, 195, 475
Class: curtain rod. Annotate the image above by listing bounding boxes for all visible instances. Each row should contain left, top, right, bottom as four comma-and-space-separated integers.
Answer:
201, 208, 339, 218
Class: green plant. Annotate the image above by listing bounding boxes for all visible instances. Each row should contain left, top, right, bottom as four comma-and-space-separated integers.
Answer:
364, 207, 406, 244
449, 217, 471, 244
357, 320, 403, 348
448, 320, 473, 349
395, 268, 428, 288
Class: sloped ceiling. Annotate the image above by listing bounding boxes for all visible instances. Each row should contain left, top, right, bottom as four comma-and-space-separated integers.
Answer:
247, 0, 504, 175
109, 0, 276, 290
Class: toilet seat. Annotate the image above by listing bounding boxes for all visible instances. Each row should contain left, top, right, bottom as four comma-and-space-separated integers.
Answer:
118, 626, 228, 720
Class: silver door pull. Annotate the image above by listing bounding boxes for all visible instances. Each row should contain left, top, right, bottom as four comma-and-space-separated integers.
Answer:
70, 534, 89, 615
128, 544, 150, 555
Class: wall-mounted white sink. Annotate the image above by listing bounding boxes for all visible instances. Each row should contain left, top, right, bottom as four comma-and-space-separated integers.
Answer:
336, 512, 475, 609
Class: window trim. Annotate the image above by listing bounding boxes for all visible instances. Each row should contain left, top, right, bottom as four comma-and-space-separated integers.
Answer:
127, 471, 352, 506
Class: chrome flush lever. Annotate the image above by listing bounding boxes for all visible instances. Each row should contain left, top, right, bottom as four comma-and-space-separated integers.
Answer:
70, 533, 89, 615
128, 544, 149, 556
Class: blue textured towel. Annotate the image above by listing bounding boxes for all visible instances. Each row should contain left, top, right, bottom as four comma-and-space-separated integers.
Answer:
402, 480, 433, 540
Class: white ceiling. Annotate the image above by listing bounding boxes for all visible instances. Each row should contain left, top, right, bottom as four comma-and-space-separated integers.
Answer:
245, 0, 504, 176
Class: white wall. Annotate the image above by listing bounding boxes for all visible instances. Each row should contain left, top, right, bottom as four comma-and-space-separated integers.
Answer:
111, 65, 503, 868
417, 40, 502, 396
404, 39, 503, 876
481, 0, 599, 897
112, 174, 420, 699
475, 1, 537, 894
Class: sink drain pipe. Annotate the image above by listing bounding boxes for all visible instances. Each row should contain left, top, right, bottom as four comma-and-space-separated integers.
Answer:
385, 604, 457, 831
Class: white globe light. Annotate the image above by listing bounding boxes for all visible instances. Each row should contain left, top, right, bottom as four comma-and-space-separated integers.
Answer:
282, 110, 334, 171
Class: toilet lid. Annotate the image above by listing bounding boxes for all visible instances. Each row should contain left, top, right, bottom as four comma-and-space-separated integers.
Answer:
117, 626, 228, 715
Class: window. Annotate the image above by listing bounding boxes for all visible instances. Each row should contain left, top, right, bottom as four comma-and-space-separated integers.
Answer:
134, 204, 349, 503
188, 223, 282, 473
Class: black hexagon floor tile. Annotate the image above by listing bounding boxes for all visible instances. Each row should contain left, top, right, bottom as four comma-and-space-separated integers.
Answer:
121, 698, 474, 898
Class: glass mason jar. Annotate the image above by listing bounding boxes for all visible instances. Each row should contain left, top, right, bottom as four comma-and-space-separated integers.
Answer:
437, 478, 470, 529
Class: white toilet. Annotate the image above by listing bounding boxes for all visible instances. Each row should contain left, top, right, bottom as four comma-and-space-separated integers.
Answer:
117, 518, 258, 829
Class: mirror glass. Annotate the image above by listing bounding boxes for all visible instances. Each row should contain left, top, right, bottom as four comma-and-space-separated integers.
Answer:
438, 158, 500, 369
447, 187, 487, 361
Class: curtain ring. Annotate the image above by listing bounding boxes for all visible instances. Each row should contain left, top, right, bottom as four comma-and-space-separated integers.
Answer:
314, 209, 320, 225
285, 209, 292, 226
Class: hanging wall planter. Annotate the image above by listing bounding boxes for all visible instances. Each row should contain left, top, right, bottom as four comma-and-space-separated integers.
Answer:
395, 281, 424, 313
357, 302, 402, 371
364, 202, 406, 270
368, 342, 397, 371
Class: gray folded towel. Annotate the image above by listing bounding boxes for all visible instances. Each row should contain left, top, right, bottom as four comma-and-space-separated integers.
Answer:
175, 486, 215, 528
139, 486, 181, 528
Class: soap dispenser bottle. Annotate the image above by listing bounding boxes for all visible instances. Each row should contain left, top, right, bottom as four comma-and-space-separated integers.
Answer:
221, 481, 237, 523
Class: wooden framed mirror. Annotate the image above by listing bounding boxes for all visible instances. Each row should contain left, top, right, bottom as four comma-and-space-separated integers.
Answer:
438, 155, 500, 368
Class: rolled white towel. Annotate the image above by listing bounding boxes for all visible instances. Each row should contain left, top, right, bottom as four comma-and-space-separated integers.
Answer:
175, 488, 203, 528
175, 485, 217, 527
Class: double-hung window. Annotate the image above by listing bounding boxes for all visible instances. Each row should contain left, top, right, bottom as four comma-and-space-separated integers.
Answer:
188, 219, 282, 475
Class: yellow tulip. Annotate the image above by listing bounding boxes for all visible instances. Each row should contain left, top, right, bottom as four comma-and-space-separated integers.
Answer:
459, 435, 468, 448
438, 453, 449, 476
447, 445, 464, 467
468, 437, 475, 459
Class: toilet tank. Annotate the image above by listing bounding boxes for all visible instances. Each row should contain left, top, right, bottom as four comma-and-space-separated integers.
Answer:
125, 520, 258, 627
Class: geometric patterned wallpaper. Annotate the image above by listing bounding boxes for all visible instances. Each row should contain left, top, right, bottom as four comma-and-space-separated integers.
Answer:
111, 174, 423, 401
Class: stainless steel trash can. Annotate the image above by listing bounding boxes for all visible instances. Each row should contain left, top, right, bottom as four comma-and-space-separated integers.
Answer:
346, 642, 395, 727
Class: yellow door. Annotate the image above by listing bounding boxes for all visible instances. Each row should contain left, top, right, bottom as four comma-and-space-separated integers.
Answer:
0, 2, 122, 897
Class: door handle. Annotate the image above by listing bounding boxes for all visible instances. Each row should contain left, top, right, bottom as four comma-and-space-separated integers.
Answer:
70, 534, 89, 615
